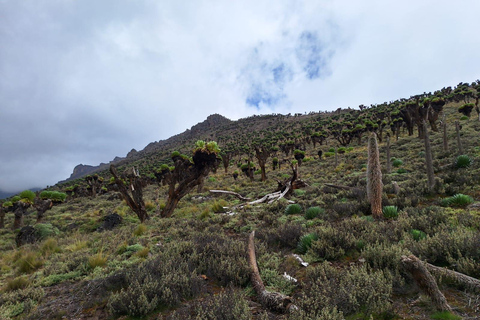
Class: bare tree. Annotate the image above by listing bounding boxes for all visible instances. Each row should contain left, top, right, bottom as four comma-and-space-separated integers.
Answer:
157, 141, 221, 218
110, 165, 148, 223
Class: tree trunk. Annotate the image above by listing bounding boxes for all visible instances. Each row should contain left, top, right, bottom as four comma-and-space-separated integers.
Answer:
367, 133, 383, 219
247, 231, 297, 313
161, 195, 180, 218
426, 262, 480, 294
401, 255, 452, 312
13, 201, 30, 229
442, 116, 448, 152
455, 121, 464, 155
386, 136, 391, 174
0, 207, 4, 229
35, 198, 53, 224
424, 121, 435, 193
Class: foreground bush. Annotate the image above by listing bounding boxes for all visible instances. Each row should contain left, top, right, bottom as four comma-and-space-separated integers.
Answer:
292, 263, 392, 317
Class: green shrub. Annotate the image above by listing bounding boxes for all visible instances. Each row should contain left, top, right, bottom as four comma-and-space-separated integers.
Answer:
460, 115, 469, 120
35, 223, 60, 239
382, 206, 399, 219
430, 311, 462, 320
19, 190, 35, 203
133, 224, 147, 236
285, 204, 302, 215
410, 229, 426, 241
108, 242, 205, 317
305, 206, 323, 220
293, 263, 392, 317
455, 155, 472, 168
297, 233, 318, 254
168, 287, 251, 320
440, 194, 474, 208
324, 152, 335, 157
294, 189, 306, 197
396, 168, 407, 174
392, 159, 403, 167
328, 148, 335, 152
11, 195, 21, 203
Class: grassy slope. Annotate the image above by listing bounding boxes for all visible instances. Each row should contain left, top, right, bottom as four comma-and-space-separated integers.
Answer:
0, 101, 480, 319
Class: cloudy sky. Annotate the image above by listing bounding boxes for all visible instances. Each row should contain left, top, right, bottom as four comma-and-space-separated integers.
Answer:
1, 0, 479, 193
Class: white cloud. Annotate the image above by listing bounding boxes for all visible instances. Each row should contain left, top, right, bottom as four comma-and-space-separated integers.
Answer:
1, 0, 480, 192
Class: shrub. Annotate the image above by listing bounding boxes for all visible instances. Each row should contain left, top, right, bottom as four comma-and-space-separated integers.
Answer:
324, 152, 335, 157
297, 233, 318, 254
455, 155, 472, 168
133, 224, 147, 236
328, 147, 335, 152
430, 311, 462, 320
35, 223, 60, 239
392, 159, 403, 167
108, 241, 205, 317
382, 206, 399, 219
168, 287, 251, 320
285, 204, 302, 215
440, 194, 474, 208
293, 263, 392, 317
144, 201, 156, 212
396, 168, 407, 174
305, 206, 323, 220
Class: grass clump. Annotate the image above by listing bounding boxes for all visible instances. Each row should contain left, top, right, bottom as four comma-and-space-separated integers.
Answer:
382, 206, 399, 219
133, 224, 147, 236
14, 250, 43, 274
297, 233, 318, 254
40, 238, 61, 256
410, 229, 427, 241
3, 276, 31, 292
285, 204, 303, 215
455, 155, 472, 168
440, 194, 474, 208
212, 200, 227, 213
88, 252, 107, 269
305, 206, 323, 220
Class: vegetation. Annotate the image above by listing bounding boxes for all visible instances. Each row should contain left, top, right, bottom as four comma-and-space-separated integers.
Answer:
1, 81, 480, 319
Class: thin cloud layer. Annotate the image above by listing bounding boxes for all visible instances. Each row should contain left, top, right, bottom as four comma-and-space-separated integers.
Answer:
1, 0, 479, 193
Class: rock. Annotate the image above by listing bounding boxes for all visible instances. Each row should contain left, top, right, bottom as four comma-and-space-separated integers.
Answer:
98, 213, 122, 231
16, 226, 38, 246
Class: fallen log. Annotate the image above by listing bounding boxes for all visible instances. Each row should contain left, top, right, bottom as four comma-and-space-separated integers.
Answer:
324, 183, 352, 191
209, 190, 251, 201
426, 262, 480, 294
401, 255, 452, 311
248, 231, 297, 313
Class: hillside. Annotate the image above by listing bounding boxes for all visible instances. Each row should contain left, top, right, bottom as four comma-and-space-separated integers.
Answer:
0, 81, 480, 320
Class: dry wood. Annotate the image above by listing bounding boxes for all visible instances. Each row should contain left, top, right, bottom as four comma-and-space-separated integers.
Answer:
426, 262, 480, 294
324, 183, 352, 190
401, 255, 451, 311
209, 190, 251, 201
248, 231, 297, 313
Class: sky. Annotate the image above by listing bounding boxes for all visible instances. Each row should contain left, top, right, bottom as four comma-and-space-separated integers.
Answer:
1, 0, 480, 193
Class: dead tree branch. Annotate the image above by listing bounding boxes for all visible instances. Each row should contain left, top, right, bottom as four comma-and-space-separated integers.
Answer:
401, 255, 452, 311
209, 190, 251, 201
248, 231, 297, 313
